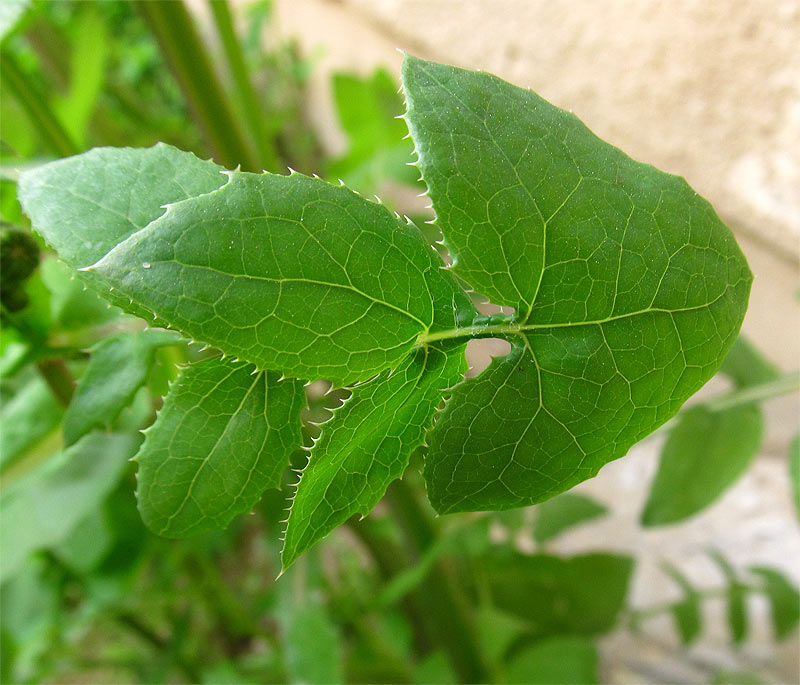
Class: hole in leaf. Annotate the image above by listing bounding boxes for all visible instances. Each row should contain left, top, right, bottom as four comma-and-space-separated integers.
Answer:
465, 338, 512, 377
302, 380, 351, 444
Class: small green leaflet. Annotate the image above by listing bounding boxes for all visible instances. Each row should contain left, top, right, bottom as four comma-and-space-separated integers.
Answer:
641, 405, 762, 526
641, 337, 777, 526
533, 493, 607, 544
64, 329, 181, 445
504, 636, 598, 685
403, 55, 751, 513
789, 434, 800, 519
327, 68, 421, 193
749, 566, 800, 640
19, 56, 752, 562
662, 563, 701, 645
136, 356, 305, 537
0, 376, 63, 474
711, 552, 748, 644
0, 432, 139, 583
282, 341, 467, 569
484, 551, 633, 637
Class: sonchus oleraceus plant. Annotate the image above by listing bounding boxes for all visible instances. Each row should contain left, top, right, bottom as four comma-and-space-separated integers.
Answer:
18, 56, 751, 571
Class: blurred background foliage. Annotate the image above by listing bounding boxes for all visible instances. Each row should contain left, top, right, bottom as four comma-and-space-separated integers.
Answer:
0, 1, 797, 683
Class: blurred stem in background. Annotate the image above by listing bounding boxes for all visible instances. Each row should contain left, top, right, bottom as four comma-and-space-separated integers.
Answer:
137, 0, 262, 171
0, 53, 78, 157
206, 0, 280, 172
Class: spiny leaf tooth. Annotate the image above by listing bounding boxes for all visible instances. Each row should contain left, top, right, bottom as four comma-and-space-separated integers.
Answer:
287, 166, 297, 175
338, 178, 346, 186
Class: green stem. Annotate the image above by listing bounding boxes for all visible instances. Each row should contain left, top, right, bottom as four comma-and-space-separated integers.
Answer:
186, 551, 257, 639
386, 479, 491, 683
346, 516, 433, 656
704, 371, 800, 412
36, 358, 75, 407
138, 0, 259, 171
115, 611, 202, 683
207, 0, 280, 172
24, 15, 69, 91
0, 52, 78, 157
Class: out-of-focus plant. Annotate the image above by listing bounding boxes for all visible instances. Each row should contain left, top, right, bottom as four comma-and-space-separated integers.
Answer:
1, 2, 797, 684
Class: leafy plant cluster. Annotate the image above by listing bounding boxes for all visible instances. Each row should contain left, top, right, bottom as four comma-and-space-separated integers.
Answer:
1, 2, 798, 683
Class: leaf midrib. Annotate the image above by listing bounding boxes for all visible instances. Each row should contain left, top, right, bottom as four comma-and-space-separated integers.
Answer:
417, 286, 738, 346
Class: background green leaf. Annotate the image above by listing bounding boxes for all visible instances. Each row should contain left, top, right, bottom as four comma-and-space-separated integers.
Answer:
533, 492, 607, 544
712, 552, 748, 644
749, 566, 800, 640
662, 563, 702, 645
327, 68, 420, 193
641, 404, 763, 526
504, 635, 598, 685
63, 328, 180, 445
485, 551, 633, 637
0, 431, 140, 583
0, 375, 63, 474
642, 336, 778, 526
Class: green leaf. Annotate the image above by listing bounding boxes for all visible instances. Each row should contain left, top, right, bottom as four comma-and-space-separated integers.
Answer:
281, 340, 467, 569
712, 552, 748, 644
279, 595, 343, 685
476, 606, 528, 667
640, 404, 763, 526
749, 566, 800, 640
662, 563, 701, 645
641, 336, 774, 526
413, 650, 457, 685
790, 433, 800, 519
504, 635, 598, 685
0, 432, 139, 583
485, 551, 633, 637
135, 356, 305, 537
54, 6, 109, 149
63, 329, 180, 445
403, 55, 751, 513
0, 376, 63, 474
20, 144, 473, 385
18, 144, 226, 270
328, 68, 420, 193
40, 258, 120, 333
533, 493, 607, 544
720, 336, 779, 387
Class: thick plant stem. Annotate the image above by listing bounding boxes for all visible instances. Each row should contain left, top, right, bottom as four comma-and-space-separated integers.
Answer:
0, 53, 78, 157
36, 358, 75, 407
138, 0, 259, 171
386, 479, 491, 683
207, 0, 280, 172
